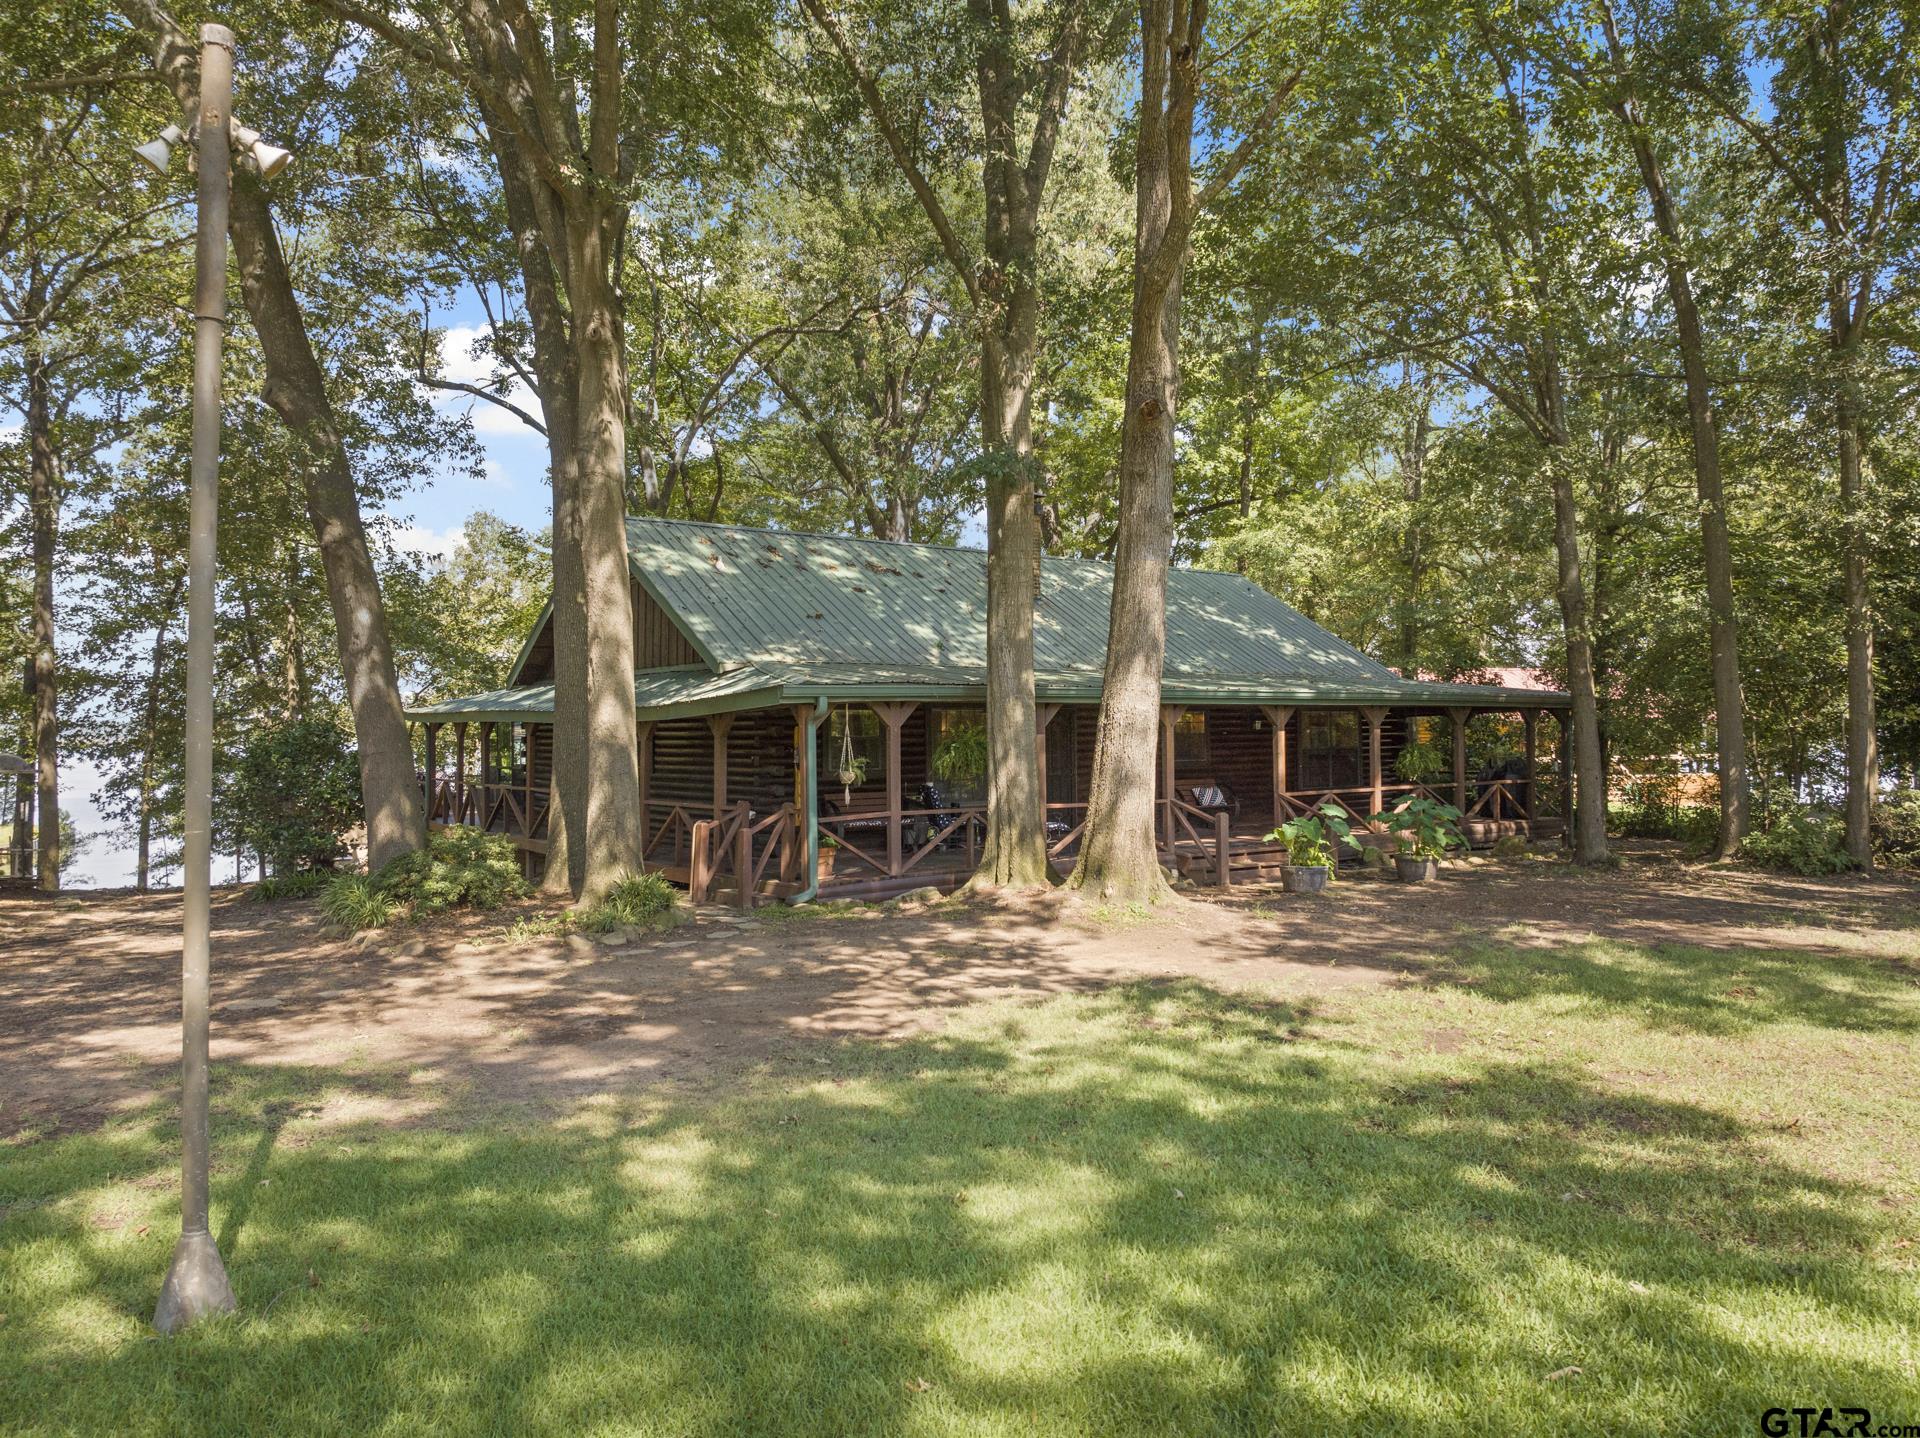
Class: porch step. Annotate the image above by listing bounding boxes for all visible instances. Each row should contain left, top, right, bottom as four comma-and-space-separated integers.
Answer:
1174, 841, 1291, 885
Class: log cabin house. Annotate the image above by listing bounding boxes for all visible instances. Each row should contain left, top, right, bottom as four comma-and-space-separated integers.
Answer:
406, 516, 1572, 905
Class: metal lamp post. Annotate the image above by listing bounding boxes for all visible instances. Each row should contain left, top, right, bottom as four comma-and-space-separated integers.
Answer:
138, 21, 290, 1336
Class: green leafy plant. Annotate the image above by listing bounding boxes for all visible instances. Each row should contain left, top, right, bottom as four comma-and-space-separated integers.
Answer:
931, 720, 989, 787
226, 716, 362, 873
376, 827, 529, 917
1872, 790, 1920, 869
1370, 796, 1466, 861
248, 870, 329, 903
1267, 801, 1362, 870
1741, 807, 1852, 876
577, 871, 677, 934
319, 873, 395, 931
1393, 741, 1447, 785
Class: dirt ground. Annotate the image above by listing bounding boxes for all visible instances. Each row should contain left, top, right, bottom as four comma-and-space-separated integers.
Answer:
4, 843, 1916, 1139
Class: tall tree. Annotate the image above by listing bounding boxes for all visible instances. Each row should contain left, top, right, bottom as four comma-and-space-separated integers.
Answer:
1593, 0, 1751, 856
800, 0, 1131, 888
1, 5, 180, 888
1069, 0, 1300, 902
1678, 0, 1917, 863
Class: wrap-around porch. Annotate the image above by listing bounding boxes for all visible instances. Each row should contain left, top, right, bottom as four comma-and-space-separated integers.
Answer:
417, 699, 1570, 908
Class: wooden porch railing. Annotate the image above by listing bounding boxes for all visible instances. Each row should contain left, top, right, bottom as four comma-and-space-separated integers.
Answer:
1159, 795, 1235, 890
688, 801, 798, 908
426, 774, 549, 848
1045, 801, 1090, 860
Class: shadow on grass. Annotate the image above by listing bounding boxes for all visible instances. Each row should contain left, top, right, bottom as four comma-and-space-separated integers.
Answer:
2, 982, 1914, 1436
1424, 935, 1920, 1037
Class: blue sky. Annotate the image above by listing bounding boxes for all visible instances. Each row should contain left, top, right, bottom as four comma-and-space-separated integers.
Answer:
60, 288, 554, 888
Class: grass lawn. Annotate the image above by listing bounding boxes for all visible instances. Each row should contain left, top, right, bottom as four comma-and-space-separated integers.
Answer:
4, 925, 1919, 1435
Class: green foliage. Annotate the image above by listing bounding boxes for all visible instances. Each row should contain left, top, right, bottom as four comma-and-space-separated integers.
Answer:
1871, 790, 1920, 870
1610, 801, 1721, 848
318, 873, 395, 931
249, 870, 330, 903
226, 717, 363, 874
1268, 802, 1363, 870
576, 872, 677, 934
1371, 796, 1466, 860
376, 827, 529, 918
930, 720, 989, 787
1740, 807, 1853, 877
1393, 741, 1447, 785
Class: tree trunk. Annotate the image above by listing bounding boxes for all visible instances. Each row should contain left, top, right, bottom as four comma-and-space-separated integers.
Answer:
1546, 451, 1609, 863
1600, 10, 1748, 856
1397, 371, 1432, 674
134, 591, 175, 893
566, 205, 644, 901
1070, 0, 1194, 904
1835, 317, 1876, 866
26, 341, 60, 890
970, 315, 1050, 888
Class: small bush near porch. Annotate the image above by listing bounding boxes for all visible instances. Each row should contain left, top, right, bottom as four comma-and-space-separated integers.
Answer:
2, 861, 1917, 1435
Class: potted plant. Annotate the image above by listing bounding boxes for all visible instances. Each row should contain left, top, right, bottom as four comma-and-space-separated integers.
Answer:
816, 833, 840, 882
930, 719, 989, 792
1369, 795, 1466, 882
1266, 801, 1362, 893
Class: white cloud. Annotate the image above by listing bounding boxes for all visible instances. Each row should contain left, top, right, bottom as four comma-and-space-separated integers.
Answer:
431, 324, 545, 436
388, 521, 468, 564
467, 391, 542, 434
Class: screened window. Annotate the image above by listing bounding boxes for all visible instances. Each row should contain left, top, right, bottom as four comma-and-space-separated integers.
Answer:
928, 707, 988, 803
1174, 710, 1211, 769
826, 706, 885, 785
1303, 710, 1359, 755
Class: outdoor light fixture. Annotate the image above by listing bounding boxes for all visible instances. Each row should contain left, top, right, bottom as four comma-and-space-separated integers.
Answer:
135, 119, 292, 180
229, 122, 291, 179
134, 123, 185, 175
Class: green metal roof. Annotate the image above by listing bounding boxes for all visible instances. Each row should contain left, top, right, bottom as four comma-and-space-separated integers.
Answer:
625, 517, 1416, 686
405, 516, 1569, 721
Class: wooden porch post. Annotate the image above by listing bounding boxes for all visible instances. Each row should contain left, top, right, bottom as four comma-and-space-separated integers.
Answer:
1521, 709, 1539, 822
791, 704, 817, 887
1259, 705, 1294, 819
708, 713, 735, 813
1360, 707, 1389, 820
521, 723, 533, 837
423, 723, 439, 825
1158, 706, 1186, 850
453, 722, 468, 822
870, 701, 919, 878
1447, 707, 1472, 811
1560, 713, 1575, 842
477, 722, 493, 830
1035, 704, 1060, 813
636, 722, 654, 862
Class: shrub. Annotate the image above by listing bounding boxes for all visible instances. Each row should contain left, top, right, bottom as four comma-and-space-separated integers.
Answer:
248, 870, 329, 903
1872, 789, 1920, 869
1393, 741, 1447, 785
320, 873, 395, 931
376, 827, 528, 917
227, 716, 362, 873
577, 871, 676, 934
1491, 834, 1531, 860
1611, 801, 1719, 848
1740, 807, 1852, 876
